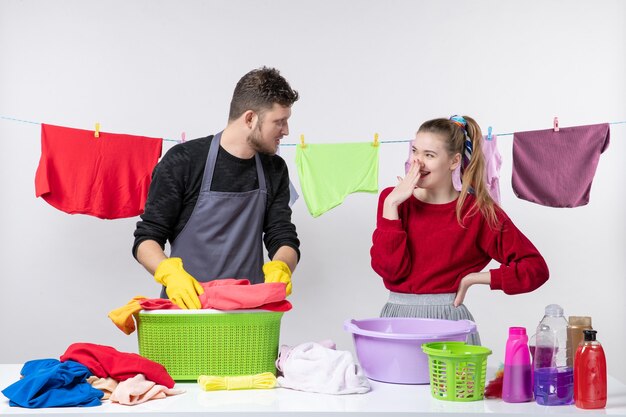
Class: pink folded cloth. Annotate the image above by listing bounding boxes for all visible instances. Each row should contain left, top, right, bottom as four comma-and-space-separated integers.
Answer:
198, 280, 288, 310
140, 280, 292, 312
109, 374, 184, 406
86, 376, 118, 400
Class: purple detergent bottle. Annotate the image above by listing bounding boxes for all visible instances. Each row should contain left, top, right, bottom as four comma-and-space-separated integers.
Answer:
534, 304, 574, 406
502, 327, 533, 402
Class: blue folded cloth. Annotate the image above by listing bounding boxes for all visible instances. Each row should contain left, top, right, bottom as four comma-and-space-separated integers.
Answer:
2, 359, 103, 408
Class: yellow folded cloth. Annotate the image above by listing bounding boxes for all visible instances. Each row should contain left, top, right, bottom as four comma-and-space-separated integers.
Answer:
197, 373, 277, 391
107, 296, 147, 335
86, 376, 118, 400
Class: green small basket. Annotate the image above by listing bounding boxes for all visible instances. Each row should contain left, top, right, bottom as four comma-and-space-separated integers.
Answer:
421, 341, 492, 402
136, 310, 283, 381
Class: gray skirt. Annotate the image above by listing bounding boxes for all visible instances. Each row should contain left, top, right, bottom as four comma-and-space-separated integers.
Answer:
380, 292, 481, 346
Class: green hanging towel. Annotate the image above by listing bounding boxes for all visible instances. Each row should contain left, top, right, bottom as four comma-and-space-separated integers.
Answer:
295, 142, 379, 217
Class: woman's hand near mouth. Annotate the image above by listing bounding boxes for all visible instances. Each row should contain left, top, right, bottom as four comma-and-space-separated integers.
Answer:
382, 160, 423, 220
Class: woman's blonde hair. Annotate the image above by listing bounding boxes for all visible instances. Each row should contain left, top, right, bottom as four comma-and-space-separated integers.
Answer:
417, 115, 500, 230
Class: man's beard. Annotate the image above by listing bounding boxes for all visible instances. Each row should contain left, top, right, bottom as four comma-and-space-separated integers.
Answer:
247, 122, 277, 155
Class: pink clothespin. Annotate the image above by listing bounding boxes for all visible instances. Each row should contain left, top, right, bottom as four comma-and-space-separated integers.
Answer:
181, 132, 186, 143
553, 117, 559, 132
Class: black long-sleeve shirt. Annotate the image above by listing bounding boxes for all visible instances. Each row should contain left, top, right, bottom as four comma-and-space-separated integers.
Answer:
132, 135, 300, 261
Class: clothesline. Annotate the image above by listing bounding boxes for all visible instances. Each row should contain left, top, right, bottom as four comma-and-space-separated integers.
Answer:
2, 115, 625, 145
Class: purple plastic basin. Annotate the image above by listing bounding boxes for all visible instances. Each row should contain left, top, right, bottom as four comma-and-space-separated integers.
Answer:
344, 317, 476, 384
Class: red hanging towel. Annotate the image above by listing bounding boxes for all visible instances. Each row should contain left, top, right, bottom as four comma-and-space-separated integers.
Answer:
35, 124, 162, 219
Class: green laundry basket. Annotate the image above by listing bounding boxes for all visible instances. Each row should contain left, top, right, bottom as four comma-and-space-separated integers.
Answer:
136, 309, 283, 381
421, 341, 492, 402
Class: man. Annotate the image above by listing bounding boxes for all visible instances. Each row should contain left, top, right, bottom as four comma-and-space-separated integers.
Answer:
133, 67, 300, 309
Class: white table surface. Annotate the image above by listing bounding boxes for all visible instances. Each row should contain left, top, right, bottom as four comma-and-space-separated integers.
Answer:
1, 364, 625, 416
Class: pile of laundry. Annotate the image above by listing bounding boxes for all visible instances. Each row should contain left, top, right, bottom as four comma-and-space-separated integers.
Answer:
2, 343, 183, 408
108, 279, 291, 335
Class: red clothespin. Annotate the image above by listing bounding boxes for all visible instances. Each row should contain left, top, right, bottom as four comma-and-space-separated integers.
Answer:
553, 117, 559, 132
181, 132, 186, 143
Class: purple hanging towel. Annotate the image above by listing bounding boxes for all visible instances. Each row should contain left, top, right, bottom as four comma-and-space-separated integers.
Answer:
512, 123, 610, 208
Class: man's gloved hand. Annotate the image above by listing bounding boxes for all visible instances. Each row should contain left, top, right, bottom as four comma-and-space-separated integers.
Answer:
263, 260, 292, 296
154, 257, 204, 309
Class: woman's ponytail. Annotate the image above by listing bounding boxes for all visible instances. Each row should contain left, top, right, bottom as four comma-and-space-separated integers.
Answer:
456, 115, 499, 230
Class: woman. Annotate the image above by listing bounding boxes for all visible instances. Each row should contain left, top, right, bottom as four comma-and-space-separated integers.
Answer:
370, 115, 549, 344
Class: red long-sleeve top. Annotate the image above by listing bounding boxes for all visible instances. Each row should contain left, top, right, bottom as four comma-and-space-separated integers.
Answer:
370, 187, 549, 295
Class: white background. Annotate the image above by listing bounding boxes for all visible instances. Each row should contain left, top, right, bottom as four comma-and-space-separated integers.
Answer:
0, 0, 624, 384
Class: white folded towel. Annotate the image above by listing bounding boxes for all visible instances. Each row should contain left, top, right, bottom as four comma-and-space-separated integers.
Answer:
277, 342, 370, 395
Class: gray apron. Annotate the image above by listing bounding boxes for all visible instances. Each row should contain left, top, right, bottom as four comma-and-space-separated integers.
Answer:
161, 131, 266, 297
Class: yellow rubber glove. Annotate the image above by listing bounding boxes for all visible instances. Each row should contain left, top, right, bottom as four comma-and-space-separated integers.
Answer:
262, 260, 292, 296
154, 257, 205, 309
